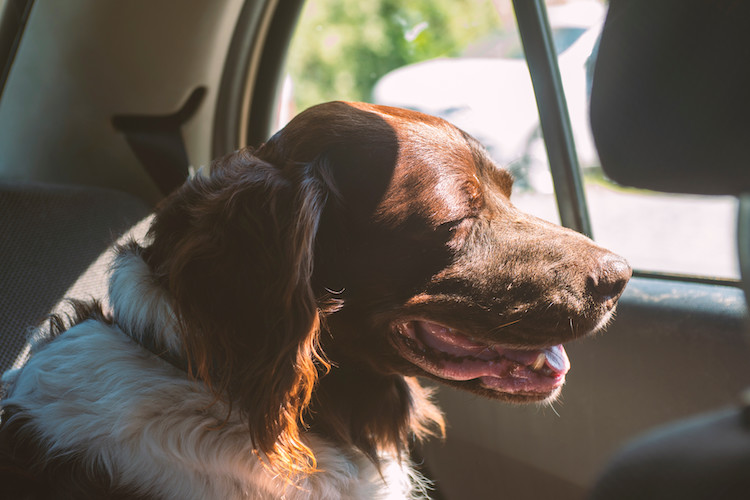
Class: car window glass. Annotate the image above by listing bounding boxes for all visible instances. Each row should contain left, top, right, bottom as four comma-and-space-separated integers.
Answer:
279, 0, 561, 226
547, 0, 740, 280
279, 0, 739, 281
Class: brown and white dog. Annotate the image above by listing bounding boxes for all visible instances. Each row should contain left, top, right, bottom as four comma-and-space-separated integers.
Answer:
0, 102, 630, 499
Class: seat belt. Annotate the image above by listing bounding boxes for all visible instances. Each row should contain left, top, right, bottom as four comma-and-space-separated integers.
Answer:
112, 86, 205, 196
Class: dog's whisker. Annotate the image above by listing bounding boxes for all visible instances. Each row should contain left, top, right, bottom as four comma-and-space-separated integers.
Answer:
486, 318, 522, 335
548, 401, 561, 418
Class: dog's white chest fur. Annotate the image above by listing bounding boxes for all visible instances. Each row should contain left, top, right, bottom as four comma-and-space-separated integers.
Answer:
1, 252, 426, 499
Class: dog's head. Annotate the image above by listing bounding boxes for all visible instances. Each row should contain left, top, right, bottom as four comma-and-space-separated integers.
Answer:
145, 101, 630, 474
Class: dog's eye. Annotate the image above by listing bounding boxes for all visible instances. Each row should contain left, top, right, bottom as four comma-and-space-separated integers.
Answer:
437, 218, 475, 239
437, 219, 464, 232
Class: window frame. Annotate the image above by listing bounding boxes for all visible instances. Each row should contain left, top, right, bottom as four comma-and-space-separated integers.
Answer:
513, 0, 741, 287
513, 0, 592, 238
212, 0, 306, 157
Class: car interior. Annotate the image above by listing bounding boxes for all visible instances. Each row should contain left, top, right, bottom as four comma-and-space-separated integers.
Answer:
1, 0, 749, 498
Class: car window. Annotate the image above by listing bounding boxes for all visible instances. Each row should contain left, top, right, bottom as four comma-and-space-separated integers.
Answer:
552, 27, 587, 53
279, 0, 739, 282
279, 0, 560, 228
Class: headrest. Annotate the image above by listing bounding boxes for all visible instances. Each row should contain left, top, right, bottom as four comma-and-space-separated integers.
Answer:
590, 0, 750, 195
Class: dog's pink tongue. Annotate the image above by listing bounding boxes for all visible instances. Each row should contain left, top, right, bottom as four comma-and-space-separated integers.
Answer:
490, 344, 570, 376
541, 344, 569, 372
416, 321, 570, 379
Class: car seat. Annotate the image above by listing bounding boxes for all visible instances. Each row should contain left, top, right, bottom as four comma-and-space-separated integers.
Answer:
588, 0, 750, 498
0, 182, 151, 374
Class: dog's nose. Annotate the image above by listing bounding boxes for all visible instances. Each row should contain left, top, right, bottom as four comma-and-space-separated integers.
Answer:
588, 254, 632, 303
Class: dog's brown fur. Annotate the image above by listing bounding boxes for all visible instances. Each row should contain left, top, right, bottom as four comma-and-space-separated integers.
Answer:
143, 101, 629, 474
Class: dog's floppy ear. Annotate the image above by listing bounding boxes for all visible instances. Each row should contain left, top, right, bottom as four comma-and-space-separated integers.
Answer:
145, 148, 330, 475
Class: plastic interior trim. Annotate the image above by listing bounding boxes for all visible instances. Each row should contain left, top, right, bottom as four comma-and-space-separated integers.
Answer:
213, 0, 277, 156
512, 0, 592, 238
738, 194, 750, 305
0, 0, 33, 102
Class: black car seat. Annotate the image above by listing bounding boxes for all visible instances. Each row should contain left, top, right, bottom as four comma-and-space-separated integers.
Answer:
0, 182, 151, 374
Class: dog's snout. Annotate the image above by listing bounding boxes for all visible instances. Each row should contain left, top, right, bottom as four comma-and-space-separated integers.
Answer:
587, 254, 632, 303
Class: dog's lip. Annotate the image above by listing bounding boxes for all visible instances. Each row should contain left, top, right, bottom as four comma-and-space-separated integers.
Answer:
393, 319, 570, 395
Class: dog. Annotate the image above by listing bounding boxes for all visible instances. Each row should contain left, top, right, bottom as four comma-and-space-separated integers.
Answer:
0, 101, 630, 499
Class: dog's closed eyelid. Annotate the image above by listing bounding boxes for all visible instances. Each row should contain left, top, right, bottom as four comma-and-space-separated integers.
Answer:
442, 218, 476, 251
437, 217, 472, 232
438, 219, 460, 228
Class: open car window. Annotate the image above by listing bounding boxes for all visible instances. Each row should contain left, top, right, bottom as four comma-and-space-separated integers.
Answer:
279, 0, 740, 283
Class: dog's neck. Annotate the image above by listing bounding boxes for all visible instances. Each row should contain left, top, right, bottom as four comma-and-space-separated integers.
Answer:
108, 243, 187, 371
312, 316, 445, 461
310, 359, 418, 461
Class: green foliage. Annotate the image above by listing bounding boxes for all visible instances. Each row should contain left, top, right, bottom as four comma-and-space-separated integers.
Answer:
285, 0, 501, 111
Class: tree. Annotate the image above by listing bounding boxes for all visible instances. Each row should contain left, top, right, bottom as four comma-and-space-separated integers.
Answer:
286, 0, 501, 111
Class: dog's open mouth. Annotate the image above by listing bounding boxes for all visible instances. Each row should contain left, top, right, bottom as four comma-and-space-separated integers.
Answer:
394, 320, 570, 399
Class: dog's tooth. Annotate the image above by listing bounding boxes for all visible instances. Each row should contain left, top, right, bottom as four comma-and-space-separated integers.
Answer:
531, 353, 546, 371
